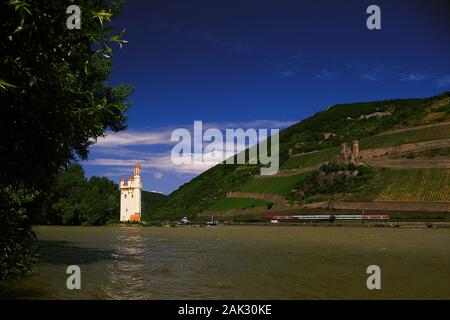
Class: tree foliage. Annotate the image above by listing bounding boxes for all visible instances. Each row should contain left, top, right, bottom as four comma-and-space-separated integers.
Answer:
38, 164, 167, 225
0, 0, 132, 187
0, 186, 39, 281
0, 0, 131, 280
38, 164, 120, 226
290, 163, 375, 201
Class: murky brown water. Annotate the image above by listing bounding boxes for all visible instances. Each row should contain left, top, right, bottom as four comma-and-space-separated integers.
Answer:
1, 226, 449, 299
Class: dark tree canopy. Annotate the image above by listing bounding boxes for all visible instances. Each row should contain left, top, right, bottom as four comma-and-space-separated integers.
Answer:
0, 0, 132, 280
0, 0, 132, 188
38, 164, 120, 226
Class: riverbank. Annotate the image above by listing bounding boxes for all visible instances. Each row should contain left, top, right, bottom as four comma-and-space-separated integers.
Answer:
105, 220, 450, 229
222, 221, 450, 228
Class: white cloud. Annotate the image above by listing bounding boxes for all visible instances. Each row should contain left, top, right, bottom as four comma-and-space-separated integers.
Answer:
86, 120, 289, 177
93, 120, 294, 148
100, 171, 130, 177
85, 146, 233, 175
400, 73, 427, 82
316, 69, 336, 80
346, 60, 397, 82
203, 119, 295, 130
95, 130, 172, 147
84, 156, 216, 175
436, 75, 450, 88
153, 172, 163, 179
360, 72, 383, 81
150, 190, 166, 195
280, 69, 297, 77
84, 134, 270, 175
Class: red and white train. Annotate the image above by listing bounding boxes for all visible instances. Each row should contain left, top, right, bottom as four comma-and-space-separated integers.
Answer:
263, 214, 390, 221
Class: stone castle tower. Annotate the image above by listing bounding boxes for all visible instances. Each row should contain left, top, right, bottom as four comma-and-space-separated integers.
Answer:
120, 164, 142, 222
352, 140, 360, 159
334, 140, 360, 165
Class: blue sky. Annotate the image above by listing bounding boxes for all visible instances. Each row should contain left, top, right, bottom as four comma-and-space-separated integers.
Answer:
82, 0, 450, 194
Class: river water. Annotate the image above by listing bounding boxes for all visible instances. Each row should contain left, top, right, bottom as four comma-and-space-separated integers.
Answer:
1, 226, 449, 299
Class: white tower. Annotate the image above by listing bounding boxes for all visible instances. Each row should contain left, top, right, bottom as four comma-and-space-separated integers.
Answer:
120, 164, 142, 222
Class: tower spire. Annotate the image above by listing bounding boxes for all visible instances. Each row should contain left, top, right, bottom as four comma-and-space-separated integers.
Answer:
134, 163, 141, 177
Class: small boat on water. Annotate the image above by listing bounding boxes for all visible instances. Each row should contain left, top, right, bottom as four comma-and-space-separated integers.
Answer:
179, 217, 190, 225
206, 215, 218, 226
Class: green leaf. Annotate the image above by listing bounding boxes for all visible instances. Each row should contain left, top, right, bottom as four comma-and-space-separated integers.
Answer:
0, 79, 17, 90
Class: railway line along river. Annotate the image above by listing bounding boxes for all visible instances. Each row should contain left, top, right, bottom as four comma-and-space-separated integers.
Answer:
1, 225, 449, 299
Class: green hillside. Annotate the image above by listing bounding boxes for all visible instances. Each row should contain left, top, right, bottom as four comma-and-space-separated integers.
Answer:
279, 92, 450, 159
148, 92, 450, 220
239, 172, 312, 196
141, 191, 167, 217
147, 164, 258, 220
373, 168, 450, 202
209, 198, 270, 212
280, 147, 339, 170
361, 124, 450, 149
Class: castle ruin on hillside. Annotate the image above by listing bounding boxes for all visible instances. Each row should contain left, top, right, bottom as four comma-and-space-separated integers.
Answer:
331, 140, 360, 165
